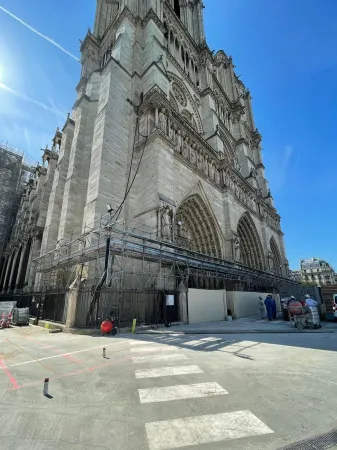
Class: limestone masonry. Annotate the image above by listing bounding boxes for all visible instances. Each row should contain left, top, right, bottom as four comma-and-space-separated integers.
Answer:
0, 0, 290, 293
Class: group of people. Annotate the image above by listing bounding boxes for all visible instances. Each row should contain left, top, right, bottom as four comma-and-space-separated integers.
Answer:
258, 293, 318, 321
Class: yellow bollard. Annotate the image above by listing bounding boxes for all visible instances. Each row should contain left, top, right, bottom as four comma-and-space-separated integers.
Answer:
131, 318, 137, 333
44, 323, 50, 329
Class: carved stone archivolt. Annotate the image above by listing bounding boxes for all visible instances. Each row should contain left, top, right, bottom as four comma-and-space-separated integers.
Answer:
172, 82, 187, 107
175, 194, 222, 258
237, 213, 264, 270
269, 237, 282, 274
168, 72, 203, 134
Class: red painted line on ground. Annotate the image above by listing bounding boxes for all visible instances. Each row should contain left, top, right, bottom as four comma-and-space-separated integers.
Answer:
0, 359, 19, 389
63, 354, 82, 364
8, 354, 135, 391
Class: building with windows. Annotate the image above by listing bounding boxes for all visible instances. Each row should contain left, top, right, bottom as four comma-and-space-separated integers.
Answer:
300, 258, 337, 286
0, 0, 292, 298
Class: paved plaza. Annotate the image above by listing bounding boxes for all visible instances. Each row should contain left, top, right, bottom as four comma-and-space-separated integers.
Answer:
0, 325, 337, 449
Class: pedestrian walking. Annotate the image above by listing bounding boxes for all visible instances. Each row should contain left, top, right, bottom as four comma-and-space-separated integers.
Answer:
258, 296, 266, 319
271, 296, 277, 320
264, 294, 273, 321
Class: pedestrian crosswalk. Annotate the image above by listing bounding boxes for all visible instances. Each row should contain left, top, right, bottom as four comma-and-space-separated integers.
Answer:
135, 365, 203, 379
129, 336, 274, 449
138, 382, 228, 404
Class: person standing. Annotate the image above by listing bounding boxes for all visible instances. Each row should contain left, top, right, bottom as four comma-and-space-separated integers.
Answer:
258, 296, 266, 319
305, 294, 318, 307
271, 296, 277, 320
264, 294, 273, 321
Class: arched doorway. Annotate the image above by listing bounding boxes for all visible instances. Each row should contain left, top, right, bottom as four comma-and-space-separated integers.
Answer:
237, 213, 264, 270
270, 237, 282, 274
175, 194, 222, 258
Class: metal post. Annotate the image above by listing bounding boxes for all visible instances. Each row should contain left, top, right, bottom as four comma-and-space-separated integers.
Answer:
43, 378, 49, 396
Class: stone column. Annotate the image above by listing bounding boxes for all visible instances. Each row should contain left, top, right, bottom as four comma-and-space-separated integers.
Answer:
2, 252, 14, 292
65, 275, 81, 330
0, 256, 8, 290
14, 241, 27, 291
7, 249, 19, 291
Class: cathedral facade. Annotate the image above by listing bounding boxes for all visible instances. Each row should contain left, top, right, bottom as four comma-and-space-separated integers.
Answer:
0, 0, 290, 294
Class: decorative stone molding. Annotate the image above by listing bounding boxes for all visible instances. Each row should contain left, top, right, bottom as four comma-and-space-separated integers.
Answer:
167, 71, 203, 133
175, 194, 222, 258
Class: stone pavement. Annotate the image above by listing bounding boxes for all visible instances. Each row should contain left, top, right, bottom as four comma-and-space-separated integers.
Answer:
140, 315, 337, 335
1, 326, 337, 449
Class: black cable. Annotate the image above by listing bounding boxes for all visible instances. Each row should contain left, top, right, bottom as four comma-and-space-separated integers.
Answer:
109, 105, 150, 224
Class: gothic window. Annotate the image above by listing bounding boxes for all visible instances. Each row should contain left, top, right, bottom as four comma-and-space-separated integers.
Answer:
174, 0, 181, 18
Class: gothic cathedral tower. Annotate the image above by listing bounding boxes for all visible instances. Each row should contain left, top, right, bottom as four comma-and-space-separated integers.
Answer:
41, 0, 289, 285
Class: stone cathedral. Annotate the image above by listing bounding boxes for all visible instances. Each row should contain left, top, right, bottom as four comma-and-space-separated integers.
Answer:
0, 0, 290, 295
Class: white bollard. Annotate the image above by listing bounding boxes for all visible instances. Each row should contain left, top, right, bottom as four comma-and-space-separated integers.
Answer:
43, 378, 49, 396
102, 348, 106, 358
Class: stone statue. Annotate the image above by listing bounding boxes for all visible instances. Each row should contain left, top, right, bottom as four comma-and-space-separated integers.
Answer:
190, 143, 196, 165
176, 129, 182, 153
215, 169, 220, 184
209, 162, 215, 180
159, 108, 167, 134
182, 137, 189, 159
197, 151, 203, 170
161, 206, 171, 240
169, 124, 174, 141
204, 156, 209, 175
234, 236, 241, 261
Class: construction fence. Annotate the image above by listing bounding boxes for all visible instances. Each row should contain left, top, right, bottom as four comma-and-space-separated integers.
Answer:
0, 287, 171, 328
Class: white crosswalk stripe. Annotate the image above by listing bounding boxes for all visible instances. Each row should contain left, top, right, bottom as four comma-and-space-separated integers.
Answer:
145, 410, 274, 450
130, 336, 274, 449
131, 345, 173, 354
139, 382, 228, 404
132, 353, 188, 364
135, 365, 203, 379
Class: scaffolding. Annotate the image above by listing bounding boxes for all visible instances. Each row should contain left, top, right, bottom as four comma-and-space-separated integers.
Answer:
0, 141, 37, 256
34, 214, 297, 293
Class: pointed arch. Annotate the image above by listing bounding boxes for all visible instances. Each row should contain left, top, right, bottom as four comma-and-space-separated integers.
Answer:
237, 213, 264, 270
270, 236, 282, 274
176, 194, 222, 258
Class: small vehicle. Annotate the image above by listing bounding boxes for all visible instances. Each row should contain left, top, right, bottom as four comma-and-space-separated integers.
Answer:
100, 310, 118, 336
0, 312, 12, 329
288, 302, 321, 329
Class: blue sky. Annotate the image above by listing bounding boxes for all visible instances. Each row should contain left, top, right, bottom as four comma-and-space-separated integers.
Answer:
0, 0, 336, 270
